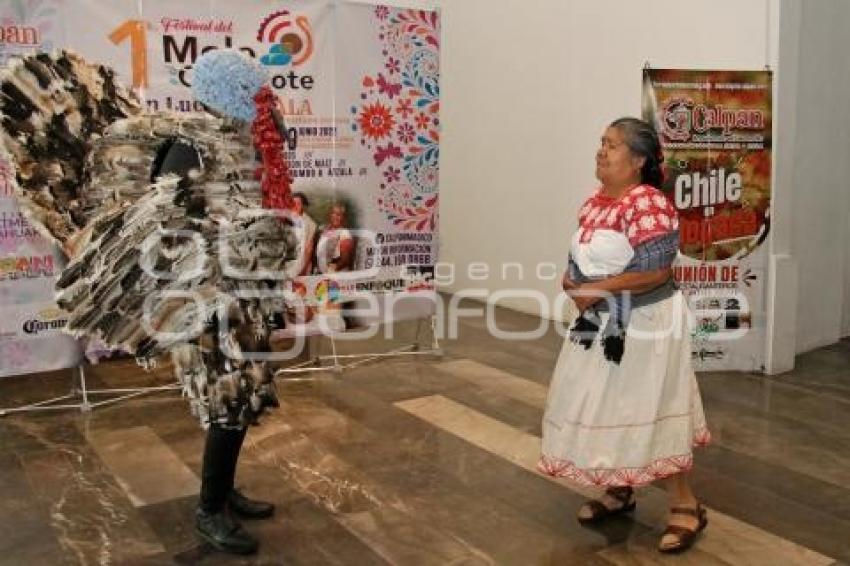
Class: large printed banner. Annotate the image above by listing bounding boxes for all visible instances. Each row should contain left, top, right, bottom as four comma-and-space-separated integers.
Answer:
0, 0, 440, 375
1, 0, 81, 377
642, 69, 772, 371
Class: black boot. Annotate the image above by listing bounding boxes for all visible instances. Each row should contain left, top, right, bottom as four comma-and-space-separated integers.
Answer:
228, 488, 275, 519
198, 425, 260, 554
195, 508, 259, 555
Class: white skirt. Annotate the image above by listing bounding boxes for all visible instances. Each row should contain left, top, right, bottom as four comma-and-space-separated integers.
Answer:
538, 292, 711, 487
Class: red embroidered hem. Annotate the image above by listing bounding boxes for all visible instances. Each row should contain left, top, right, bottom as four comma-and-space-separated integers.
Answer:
538, 428, 712, 487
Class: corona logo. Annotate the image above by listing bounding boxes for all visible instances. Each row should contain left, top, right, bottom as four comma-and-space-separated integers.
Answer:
257, 10, 314, 67
22, 308, 67, 335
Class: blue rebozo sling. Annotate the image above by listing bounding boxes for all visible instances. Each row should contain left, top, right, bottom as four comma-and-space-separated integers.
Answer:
568, 231, 680, 364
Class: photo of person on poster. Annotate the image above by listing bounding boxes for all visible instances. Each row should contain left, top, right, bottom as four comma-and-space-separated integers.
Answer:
315, 202, 356, 273
290, 192, 317, 277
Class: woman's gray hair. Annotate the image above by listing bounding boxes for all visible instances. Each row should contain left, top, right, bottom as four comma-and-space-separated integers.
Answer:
610, 117, 664, 188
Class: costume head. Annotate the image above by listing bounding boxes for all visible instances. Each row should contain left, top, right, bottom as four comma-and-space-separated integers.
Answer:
192, 49, 268, 121
192, 49, 292, 211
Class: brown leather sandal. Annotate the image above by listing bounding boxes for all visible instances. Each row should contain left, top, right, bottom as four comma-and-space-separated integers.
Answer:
577, 486, 636, 524
658, 503, 708, 553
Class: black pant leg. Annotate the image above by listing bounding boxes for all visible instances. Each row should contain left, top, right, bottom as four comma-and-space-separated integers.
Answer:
199, 424, 246, 513
224, 426, 247, 494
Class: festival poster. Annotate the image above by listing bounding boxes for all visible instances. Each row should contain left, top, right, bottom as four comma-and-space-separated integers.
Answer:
10, 0, 438, 342
64, 1, 439, 321
0, 0, 81, 377
642, 69, 772, 371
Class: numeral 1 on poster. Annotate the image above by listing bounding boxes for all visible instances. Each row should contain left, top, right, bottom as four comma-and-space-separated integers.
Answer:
109, 20, 148, 89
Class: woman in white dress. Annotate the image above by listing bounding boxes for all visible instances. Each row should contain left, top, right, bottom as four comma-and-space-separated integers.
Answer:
538, 117, 711, 553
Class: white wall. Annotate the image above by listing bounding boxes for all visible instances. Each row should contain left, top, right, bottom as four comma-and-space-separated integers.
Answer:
435, 0, 777, 322
765, 0, 800, 373
784, 0, 850, 351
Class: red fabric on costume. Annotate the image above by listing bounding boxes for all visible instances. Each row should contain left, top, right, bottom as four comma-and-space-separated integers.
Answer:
577, 184, 678, 247
252, 86, 293, 210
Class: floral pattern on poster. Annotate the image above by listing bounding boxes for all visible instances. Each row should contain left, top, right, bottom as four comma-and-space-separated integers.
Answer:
351, 7, 440, 231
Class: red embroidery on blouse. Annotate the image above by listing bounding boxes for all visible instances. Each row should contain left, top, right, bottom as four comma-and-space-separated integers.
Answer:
577, 185, 678, 247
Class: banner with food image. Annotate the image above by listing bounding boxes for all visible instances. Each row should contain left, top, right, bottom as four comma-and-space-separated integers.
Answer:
642, 69, 772, 371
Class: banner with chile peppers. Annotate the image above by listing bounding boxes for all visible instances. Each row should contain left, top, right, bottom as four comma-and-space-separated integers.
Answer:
643, 68, 772, 371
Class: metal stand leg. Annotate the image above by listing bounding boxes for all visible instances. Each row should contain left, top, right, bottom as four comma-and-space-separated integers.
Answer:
430, 314, 444, 357
0, 364, 180, 417
274, 314, 443, 379
79, 365, 91, 412
329, 333, 343, 374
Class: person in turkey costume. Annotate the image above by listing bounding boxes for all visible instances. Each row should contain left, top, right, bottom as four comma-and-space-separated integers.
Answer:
0, 48, 303, 555
176, 49, 296, 555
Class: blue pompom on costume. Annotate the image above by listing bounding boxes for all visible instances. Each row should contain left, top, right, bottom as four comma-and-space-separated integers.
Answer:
192, 49, 268, 121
